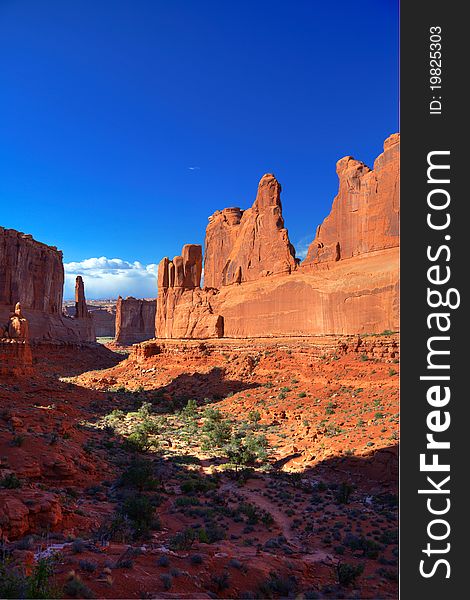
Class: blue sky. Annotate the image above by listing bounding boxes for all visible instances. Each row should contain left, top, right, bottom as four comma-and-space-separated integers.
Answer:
0, 0, 398, 299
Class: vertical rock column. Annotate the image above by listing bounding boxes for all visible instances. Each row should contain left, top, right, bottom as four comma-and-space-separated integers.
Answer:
155, 245, 223, 338
75, 276, 90, 319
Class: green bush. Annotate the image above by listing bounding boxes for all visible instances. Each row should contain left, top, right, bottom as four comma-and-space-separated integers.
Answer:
202, 413, 232, 449
0, 556, 62, 599
63, 575, 95, 598
121, 494, 161, 538
258, 571, 298, 598
336, 562, 364, 586
1, 473, 22, 489
226, 433, 268, 467
120, 458, 159, 490
335, 482, 354, 504
169, 528, 196, 550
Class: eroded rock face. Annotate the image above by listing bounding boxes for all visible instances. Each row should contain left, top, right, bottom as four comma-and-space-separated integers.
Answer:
0, 228, 95, 342
302, 134, 399, 265
0, 302, 33, 376
154, 136, 399, 338
156, 246, 224, 338
0, 228, 63, 313
204, 174, 297, 288
115, 296, 156, 345
74, 276, 90, 319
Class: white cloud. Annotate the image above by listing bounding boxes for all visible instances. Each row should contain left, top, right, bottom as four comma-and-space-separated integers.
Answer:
64, 256, 158, 300
294, 236, 312, 261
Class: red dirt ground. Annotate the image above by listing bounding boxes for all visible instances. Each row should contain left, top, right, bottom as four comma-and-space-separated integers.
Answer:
0, 335, 398, 599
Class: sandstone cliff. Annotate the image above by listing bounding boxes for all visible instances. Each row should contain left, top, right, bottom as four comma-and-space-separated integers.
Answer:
156, 245, 223, 338
115, 296, 156, 345
74, 276, 90, 319
302, 134, 399, 265
154, 134, 399, 338
204, 174, 297, 288
0, 228, 95, 343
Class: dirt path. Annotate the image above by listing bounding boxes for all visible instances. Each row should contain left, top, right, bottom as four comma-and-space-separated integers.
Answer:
220, 480, 302, 550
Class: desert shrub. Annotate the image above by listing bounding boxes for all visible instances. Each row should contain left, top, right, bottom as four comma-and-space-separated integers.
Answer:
1, 473, 22, 489
181, 399, 198, 419
258, 571, 298, 598
226, 433, 268, 467
103, 409, 125, 425
71, 539, 86, 554
119, 458, 159, 490
122, 418, 159, 452
160, 573, 172, 590
78, 560, 97, 573
175, 496, 201, 507
238, 502, 259, 524
190, 554, 203, 565
202, 411, 232, 449
248, 410, 261, 425
137, 402, 153, 418
197, 524, 226, 544
157, 555, 170, 567
121, 495, 160, 538
0, 556, 62, 599
343, 534, 381, 559
211, 571, 230, 591
335, 482, 354, 504
0, 558, 25, 599
169, 528, 196, 551
116, 558, 134, 569
179, 473, 217, 494
170, 454, 200, 465
64, 574, 95, 598
336, 562, 364, 586
379, 529, 398, 545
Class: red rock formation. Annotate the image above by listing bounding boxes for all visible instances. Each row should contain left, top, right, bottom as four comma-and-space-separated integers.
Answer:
156, 245, 224, 338
89, 305, 116, 337
154, 135, 399, 338
115, 296, 156, 345
0, 227, 95, 342
204, 174, 297, 288
0, 303, 33, 376
303, 134, 399, 265
74, 276, 90, 319
64, 302, 116, 337
0, 228, 63, 313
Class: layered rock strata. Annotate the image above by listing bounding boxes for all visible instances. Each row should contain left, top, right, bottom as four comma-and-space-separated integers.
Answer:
115, 297, 156, 345
302, 134, 399, 265
155, 135, 399, 338
204, 174, 297, 288
0, 228, 95, 342
156, 245, 223, 338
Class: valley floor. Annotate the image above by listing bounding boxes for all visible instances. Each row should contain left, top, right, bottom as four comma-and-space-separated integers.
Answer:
0, 334, 398, 599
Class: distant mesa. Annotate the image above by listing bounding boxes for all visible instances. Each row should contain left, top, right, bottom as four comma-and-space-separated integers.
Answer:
115, 296, 156, 346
